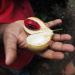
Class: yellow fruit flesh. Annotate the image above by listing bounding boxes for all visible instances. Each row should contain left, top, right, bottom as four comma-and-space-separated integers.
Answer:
26, 31, 53, 51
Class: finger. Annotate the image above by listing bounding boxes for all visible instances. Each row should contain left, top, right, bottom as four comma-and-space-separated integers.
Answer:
50, 42, 74, 52
53, 34, 72, 41
39, 49, 64, 59
4, 31, 17, 65
46, 19, 62, 28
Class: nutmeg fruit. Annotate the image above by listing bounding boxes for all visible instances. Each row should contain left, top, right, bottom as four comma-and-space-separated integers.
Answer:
24, 17, 53, 51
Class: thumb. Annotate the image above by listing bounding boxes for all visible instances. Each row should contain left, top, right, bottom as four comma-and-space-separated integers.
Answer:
17, 29, 28, 48
4, 31, 17, 65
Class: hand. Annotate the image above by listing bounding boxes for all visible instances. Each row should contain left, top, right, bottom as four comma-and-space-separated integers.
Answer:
3, 19, 74, 65
39, 19, 74, 59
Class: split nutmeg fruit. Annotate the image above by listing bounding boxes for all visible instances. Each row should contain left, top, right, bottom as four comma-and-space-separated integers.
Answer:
24, 17, 54, 52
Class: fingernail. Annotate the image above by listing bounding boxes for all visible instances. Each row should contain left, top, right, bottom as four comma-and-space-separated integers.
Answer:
5, 57, 10, 65
63, 44, 75, 52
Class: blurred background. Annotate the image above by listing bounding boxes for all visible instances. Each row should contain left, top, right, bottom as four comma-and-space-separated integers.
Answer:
1, 0, 75, 75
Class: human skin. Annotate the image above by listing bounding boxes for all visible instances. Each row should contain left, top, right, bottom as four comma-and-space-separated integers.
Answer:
0, 19, 74, 65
